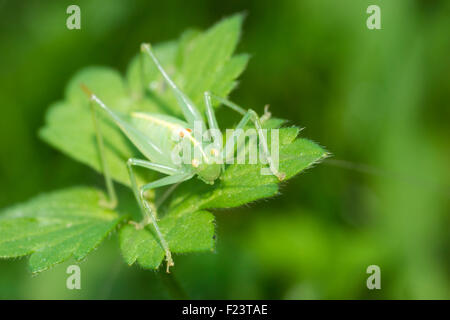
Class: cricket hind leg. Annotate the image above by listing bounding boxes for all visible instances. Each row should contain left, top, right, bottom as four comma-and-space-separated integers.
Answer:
127, 158, 194, 272
203, 92, 225, 172
206, 92, 285, 181
140, 43, 205, 129
89, 97, 117, 209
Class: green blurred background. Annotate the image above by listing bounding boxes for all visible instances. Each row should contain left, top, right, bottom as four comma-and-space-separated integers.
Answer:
0, 0, 448, 299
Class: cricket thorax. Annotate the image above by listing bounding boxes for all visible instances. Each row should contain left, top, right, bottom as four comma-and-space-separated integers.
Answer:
194, 162, 221, 184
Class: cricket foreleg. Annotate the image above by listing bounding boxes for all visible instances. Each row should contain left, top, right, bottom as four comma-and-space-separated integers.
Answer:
204, 91, 220, 132
239, 110, 285, 180
89, 98, 117, 209
211, 93, 285, 181
141, 43, 205, 129
203, 92, 225, 172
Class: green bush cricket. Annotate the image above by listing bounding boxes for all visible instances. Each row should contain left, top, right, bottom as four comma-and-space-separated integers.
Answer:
81, 43, 285, 272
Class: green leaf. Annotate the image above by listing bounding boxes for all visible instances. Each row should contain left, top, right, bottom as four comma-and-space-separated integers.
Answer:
125, 14, 248, 114
0, 187, 124, 273
209, 53, 250, 102
180, 13, 246, 107
120, 210, 215, 269
125, 40, 180, 112
39, 67, 152, 187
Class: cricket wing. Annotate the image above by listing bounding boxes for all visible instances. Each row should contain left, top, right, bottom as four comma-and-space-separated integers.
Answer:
96, 104, 175, 166
130, 112, 192, 167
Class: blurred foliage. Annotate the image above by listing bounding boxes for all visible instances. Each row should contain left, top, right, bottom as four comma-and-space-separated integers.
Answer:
0, 0, 448, 299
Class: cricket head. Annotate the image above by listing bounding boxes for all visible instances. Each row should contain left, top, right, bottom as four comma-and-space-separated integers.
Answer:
194, 162, 221, 185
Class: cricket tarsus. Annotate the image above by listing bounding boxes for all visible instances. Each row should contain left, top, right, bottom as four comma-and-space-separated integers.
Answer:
203, 91, 286, 181
79, 42, 285, 272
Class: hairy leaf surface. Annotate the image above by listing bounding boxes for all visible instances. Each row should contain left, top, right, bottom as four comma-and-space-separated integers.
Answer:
0, 187, 123, 273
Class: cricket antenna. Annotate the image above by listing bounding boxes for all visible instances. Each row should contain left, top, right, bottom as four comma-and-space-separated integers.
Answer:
80, 83, 93, 98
